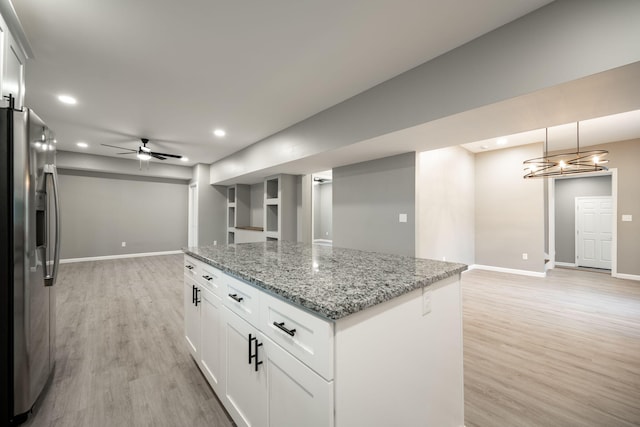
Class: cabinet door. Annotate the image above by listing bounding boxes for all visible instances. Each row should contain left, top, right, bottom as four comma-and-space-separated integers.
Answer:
184, 279, 200, 359
264, 338, 334, 427
2, 31, 26, 109
222, 307, 267, 427
200, 288, 222, 393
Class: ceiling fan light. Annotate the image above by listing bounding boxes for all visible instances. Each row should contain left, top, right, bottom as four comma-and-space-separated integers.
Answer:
137, 152, 151, 161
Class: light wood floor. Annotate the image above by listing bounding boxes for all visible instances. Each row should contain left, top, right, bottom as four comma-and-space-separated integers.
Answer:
463, 268, 640, 427
23, 255, 640, 426
24, 255, 235, 427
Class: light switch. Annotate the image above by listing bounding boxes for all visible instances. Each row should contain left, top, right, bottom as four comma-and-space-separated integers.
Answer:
399, 213, 407, 223
622, 214, 633, 222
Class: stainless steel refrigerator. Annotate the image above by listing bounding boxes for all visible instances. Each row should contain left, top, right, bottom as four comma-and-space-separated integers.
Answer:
1, 102, 60, 426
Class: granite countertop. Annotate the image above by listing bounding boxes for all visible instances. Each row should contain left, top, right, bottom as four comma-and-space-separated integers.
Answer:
183, 242, 467, 321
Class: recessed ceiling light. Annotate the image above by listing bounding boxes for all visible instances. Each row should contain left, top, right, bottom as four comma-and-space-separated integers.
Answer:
76, 142, 88, 148
213, 129, 226, 137
58, 94, 77, 105
180, 157, 189, 162
496, 138, 508, 146
480, 145, 489, 150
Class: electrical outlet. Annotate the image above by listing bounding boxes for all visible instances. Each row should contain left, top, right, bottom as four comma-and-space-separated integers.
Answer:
214, 240, 217, 246
442, 256, 446, 261
399, 213, 407, 223
121, 242, 126, 247
522, 253, 528, 260
422, 288, 432, 316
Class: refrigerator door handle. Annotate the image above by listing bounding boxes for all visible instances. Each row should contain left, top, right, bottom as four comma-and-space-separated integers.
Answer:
43, 164, 61, 287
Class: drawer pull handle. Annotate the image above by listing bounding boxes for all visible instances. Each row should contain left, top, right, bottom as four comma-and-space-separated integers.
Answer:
229, 293, 244, 303
202, 275, 212, 281
274, 321, 296, 337
185, 265, 194, 270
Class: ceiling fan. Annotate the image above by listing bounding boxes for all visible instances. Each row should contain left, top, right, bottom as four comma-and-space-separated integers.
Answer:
101, 138, 184, 161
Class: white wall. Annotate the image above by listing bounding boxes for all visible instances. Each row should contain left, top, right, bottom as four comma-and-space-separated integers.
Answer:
475, 144, 545, 273
417, 146, 475, 264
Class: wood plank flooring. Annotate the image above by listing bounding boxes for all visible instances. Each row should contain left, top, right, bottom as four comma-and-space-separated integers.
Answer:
24, 255, 234, 427
23, 255, 640, 426
463, 268, 640, 427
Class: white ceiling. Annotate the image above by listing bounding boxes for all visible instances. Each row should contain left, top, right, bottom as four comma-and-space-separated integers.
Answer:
461, 109, 640, 153
13, 0, 553, 166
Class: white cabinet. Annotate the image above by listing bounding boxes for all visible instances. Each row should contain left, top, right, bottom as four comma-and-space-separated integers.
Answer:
221, 307, 268, 427
200, 288, 223, 393
222, 306, 333, 427
0, 11, 26, 110
183, 257, 224, 395
183, 278, 200, 358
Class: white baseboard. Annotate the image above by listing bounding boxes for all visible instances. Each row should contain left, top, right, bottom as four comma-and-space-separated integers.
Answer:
467, 264, 546, 278
60, 250, 183, 264
613, 273, 640, 281
555, 261, 577, 268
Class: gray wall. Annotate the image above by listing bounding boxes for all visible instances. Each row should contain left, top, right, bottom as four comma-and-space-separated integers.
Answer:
417, 146, 475, 265
209, 0, 640, 184
59, 170, 188, 259
333, 153, 415, 256
475, 144, 545, 273
313, 182, 333, 241
555, 176, 611, 264
249, 183, 263, 227
192, 164, 227, 246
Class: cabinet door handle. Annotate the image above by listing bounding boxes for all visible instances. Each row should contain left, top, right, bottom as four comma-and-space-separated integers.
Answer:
195, 288, 201, 307
254, 339, 263, 372
273, 321, 296, 337
192, 285, 196, 304
202, 275, 212, 281
249, 334, 256, 364
228, 293, 244, 303
185, 265, 194, 270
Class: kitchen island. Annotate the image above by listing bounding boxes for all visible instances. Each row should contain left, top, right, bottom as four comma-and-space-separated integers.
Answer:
183, 242, 466, 427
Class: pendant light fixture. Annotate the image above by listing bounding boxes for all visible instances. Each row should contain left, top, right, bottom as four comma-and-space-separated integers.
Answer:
523, 122, 609, 179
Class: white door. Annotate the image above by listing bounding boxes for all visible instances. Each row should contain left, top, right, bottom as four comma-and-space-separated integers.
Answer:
576, 197, 612, 269
222, 307, 267, 427
188, 183, 198, 247
200, 288, 223, 393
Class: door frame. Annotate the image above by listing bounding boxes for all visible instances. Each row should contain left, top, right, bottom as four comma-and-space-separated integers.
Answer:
548, 169, 617, 276
574, 196, 613, 269
188, 183, 198, 247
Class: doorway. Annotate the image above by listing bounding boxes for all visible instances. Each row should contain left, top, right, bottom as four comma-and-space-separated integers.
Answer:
312, 170, 332, 245
549, 171, 617, 275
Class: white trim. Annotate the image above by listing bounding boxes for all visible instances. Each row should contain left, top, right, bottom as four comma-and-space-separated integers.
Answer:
60, 250, 183, 264
548, 168, 617, 277
613, 273, 640, 282
467, 264, 546, 278
555, 261, 578, 268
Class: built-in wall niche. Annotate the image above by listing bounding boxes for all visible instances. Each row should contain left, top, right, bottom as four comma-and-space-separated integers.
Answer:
263, 174, 297, 242
227, 183, 265, 244
266, 204, 279, 232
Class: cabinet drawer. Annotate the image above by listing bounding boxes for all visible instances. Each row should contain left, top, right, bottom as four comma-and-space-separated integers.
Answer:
223, 275, 260, 326
197, 263, 225, 298
260, 292, 334, 381
184, 256, 199, 280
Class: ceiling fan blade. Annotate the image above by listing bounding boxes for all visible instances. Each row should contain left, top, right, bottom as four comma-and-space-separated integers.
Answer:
151, 151, 183, 159
117, 152, 137, 155
101, 143, 136, 152
150, 153, 167, 160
